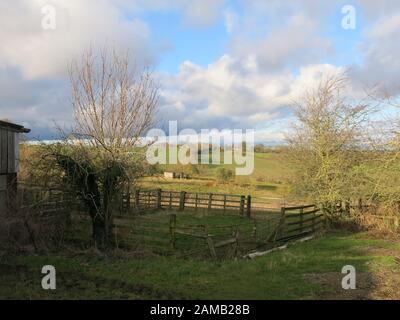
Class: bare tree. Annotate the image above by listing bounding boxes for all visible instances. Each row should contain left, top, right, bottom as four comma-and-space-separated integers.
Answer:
286, 73, 373, 215
48, 47, 158, 248
70, 48, 158, 154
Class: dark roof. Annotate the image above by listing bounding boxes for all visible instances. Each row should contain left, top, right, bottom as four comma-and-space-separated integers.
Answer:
0, 120, 30, 133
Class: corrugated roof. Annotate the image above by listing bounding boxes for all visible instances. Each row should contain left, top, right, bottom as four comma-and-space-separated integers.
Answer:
0, 120, 30, 133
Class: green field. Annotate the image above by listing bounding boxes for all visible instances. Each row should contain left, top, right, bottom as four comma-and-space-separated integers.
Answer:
68, 209, 283, 259
140, 151, 292, 199
12, 146, 400, 300
1, 231, 399, 299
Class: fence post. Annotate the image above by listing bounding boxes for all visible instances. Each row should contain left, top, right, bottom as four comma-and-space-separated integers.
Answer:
169, 214, 176, 250
195, 193, 198, 211
135, 189, 140, 209
179, 191, 186, 211
223, 194, 227, 213
208, 193, 213, 211
240, 196, 245, 216
246, 195, 251, 218
157, 188, 162, 209
312, 210, 316, 233
126, 188, 131, 212
233, 228, 239, 258
279, 206, 286, 240
252, 219, 257, 239
205, 226, 217, 259
300, 207, 304, 231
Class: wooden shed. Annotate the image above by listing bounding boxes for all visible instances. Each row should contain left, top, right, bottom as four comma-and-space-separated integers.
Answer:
0, 120, 30, 214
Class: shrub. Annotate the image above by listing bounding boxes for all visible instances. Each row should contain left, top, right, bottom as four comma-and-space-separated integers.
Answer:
216, 168, 234, 183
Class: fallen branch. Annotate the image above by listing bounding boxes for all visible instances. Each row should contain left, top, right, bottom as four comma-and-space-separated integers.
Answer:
243, 235, 315, 259
244, 244, 287, 259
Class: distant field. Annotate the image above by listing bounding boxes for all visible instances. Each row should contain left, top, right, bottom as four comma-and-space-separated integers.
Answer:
140, 151, 293, 199
20, 145, 293, 199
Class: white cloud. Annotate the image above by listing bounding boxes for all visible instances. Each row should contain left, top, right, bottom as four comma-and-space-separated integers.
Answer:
0, 0, 156, 79
159, 55, 344, 131
179, 0, 225, 28
228, 12, 333, 72
351, 12, 400, 94
2, 0, 400, 141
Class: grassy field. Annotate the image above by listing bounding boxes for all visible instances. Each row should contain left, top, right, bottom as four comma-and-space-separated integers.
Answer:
69, 209, 282, 259
140, 151, 292, 199
13, 146, 400, 300
1, 231, 399, 299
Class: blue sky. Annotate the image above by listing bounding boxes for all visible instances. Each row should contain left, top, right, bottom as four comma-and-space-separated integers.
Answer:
141, 10, 228, 73
1, 0, 400, 142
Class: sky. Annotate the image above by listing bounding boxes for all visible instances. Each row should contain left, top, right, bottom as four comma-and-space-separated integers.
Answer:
1, 0, 400, 143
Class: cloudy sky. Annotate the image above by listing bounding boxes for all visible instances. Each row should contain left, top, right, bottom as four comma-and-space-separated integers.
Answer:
1, 0, 400, 142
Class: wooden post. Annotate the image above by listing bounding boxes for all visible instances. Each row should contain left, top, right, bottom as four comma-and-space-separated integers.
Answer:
299, 207, 304, 231
205, 226, 217, 259
157, 188, 162, 209
135, 189, 140, 209
233, 228, 239, 258
208, 193, 213, 210
278, 206, 286, 240
312, 212, 316, 233
239, 195, 245, 216
252, 219, 257, 239
169, 214, 176, 250
223, 194, 227, 213
246, 195, 251, 218
195, 193, 198, 211
179, 191, 186, 211
169, 191, 172, 209
126, 188, 131, 212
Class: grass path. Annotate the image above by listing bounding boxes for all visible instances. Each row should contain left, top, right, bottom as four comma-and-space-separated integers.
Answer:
1, 231, 399, 299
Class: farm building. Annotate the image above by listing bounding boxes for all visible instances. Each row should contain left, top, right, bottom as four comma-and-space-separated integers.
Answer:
164, 171, 176, 179
0, 120, 30, 214
163, 171, 191, 179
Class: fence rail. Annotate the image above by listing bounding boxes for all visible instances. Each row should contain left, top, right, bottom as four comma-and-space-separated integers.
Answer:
18, 184, 326, 259
274, 205, 326, 242
111, 201, 325, 260
121, 188, 283, 217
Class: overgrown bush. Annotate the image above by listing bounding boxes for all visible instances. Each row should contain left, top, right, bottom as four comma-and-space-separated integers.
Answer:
0, 205, 70, 253
216, 167, 234, 183
286, 74, 374, 215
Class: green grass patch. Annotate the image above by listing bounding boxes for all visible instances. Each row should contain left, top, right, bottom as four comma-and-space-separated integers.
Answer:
1, 231, 399, 299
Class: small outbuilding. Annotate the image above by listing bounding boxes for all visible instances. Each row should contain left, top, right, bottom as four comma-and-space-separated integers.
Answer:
0, 120, 30, 214
163, 171, 190, 179
164, 171, 176, 179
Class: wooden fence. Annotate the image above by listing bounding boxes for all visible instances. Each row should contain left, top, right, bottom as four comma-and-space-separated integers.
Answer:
112, 203, 325, 260
273, 204, 325, 243
121, 188, 282, 217
166, 203, 325, 259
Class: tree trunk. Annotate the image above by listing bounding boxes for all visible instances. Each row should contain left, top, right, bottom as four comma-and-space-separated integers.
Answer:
92, 214, 107, 249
